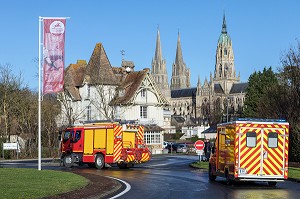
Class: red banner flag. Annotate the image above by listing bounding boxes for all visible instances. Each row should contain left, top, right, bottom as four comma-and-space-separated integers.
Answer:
43, 19, 66, 94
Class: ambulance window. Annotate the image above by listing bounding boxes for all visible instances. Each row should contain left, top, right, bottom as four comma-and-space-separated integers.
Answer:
268, 132, 278, 148
246, 132, 256, 147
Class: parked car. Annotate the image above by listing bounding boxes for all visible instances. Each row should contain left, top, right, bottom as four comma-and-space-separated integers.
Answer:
163, 141, 169, 148
165, 143, 178, 153
176, 144, 188, 153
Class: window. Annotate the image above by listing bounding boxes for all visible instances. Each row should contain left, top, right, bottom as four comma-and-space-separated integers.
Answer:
144, 131, 161, 144
74, 130, 81, 142
141, 89, 146, 97
268, 132, 278, 148
87, 85, 90, 98
87, 106, 91, 121
246, 132, 256, 147
63, 131, 71, 143
224, 48, 227, 55
140, 106, 147, 118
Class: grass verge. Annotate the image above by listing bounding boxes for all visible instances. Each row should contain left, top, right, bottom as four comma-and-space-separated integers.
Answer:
288, 167, 300, 180
190, 161, 209, 169
0, 168, 89, 199
191, 161, 300, 181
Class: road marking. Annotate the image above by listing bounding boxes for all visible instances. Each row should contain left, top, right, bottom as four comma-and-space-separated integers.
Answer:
106, 176, 131, 199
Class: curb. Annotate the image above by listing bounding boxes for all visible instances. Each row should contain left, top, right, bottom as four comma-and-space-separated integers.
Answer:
87, 178, 122, 199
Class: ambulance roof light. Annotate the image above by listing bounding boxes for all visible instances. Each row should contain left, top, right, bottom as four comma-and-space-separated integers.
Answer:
236, 118, 286, 122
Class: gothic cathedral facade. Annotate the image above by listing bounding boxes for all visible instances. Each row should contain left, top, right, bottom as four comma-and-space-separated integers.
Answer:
151, 15, 248, 125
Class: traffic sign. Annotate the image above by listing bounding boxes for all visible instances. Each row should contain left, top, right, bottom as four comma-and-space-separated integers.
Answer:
194, 140, 204, 150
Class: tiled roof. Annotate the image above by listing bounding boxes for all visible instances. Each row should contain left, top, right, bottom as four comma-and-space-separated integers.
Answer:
214, 84, 224, 94
85, 43, 118, 85
171, 87, 197, 98
144, 124, 165, 131
172, 115, 186, 123
229, 83, 248, 94
110, 69, 149, 105
64, 60, 87, 100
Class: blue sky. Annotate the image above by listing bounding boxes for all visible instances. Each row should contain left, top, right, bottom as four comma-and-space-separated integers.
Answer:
0, 1, 300, 91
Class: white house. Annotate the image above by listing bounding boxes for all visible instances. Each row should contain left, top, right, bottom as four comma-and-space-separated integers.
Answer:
181, 125, 211, 140
58, 43, 170, 154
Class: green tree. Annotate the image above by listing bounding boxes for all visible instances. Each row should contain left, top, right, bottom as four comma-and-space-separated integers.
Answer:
277, 41, 300, 162
243, 67, 278, 118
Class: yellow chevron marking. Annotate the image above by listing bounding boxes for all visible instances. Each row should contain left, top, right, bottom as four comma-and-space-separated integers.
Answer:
241, 148, 260, 168
249, 162, 261, 175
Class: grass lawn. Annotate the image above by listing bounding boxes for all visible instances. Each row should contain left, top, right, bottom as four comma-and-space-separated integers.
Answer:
191, 161, 209, 169
288, 167, 300, 180
0, 168, 89, 199
191, 161, 300, 181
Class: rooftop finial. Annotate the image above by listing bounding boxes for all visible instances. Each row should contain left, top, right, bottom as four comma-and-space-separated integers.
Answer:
222, 13, 227, 34
121, 50, 125, 60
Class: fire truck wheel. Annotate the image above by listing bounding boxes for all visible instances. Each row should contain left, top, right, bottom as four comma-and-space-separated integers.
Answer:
208, 165, 216, 181
95, 154, 104, 169
268, 181, 277, 187
63, 154, 74, 168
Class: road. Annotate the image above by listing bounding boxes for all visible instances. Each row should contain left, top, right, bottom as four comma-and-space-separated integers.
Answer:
1, 155, 300, 199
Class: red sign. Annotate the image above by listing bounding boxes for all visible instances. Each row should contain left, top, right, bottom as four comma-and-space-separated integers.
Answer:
194, 140, 204, 150
43, 18, 66, 94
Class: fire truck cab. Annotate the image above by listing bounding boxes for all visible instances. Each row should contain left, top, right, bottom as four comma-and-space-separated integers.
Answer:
60, 122, 151, 169
209, 118, 289, 186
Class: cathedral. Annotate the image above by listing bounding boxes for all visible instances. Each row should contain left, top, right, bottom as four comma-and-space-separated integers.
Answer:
151, 15, 248, 125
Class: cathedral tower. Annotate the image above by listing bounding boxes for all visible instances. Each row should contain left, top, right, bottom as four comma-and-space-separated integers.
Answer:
170, 32, 190, 90
213, 14, 239, 93
151, 28, 170, 98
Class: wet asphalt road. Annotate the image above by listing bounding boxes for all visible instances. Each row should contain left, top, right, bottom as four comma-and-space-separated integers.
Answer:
1, 155, 300, 199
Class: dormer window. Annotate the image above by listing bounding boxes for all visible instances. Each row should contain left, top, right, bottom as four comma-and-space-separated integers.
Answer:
86, 85, 90, 99
141, 89, 146, 98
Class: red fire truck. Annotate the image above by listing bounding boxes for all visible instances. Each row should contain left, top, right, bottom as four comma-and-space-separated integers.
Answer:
60, 122, 151, 169
209, 118, 289, 186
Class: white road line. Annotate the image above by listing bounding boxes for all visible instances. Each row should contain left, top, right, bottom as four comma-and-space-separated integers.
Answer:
106, 176, 131, 199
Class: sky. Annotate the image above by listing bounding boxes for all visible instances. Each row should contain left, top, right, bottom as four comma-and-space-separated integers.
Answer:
0, 0, 300, 91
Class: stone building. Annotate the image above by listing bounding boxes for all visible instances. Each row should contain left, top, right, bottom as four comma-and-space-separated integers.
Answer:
151, 15, 248, 126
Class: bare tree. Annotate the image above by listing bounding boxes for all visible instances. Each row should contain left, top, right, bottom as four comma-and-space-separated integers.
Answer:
0, 64, 23, 141
57, 90, 88, 126
91, 84, 117, 121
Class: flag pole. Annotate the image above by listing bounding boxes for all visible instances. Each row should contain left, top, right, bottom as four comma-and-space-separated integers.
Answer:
38, 16, 42, 170
38, 16, 70, 170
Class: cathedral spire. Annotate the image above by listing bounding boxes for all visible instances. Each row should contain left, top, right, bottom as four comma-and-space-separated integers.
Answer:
197, 75, 201, 87
175, 31, 184, 65
155, 26, 163, 61
222, 13, 227, 34
151, 27, 170, 98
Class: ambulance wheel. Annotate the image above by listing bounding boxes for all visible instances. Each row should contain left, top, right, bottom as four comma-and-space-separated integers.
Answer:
209, 165, 216, 181
268, 181, 277, 187
95, 154, 104, 169
63, 154, 73, 168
